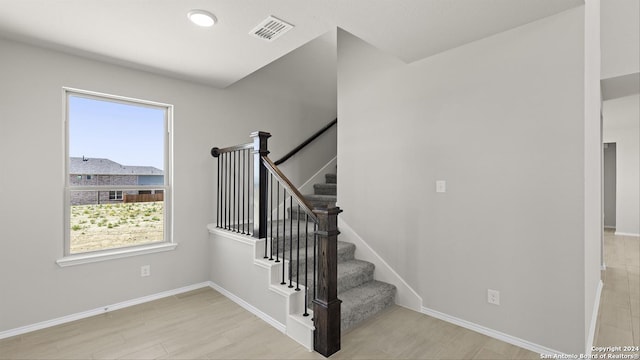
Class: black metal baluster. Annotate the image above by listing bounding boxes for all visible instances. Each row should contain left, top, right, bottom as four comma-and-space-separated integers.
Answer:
221, 154, 224, 229
264, 174, 269, 259
303, 213, 309, 316
269, 174, 274, 260
217, 157, 220, 228
296, 204, 301, 291
236, 150, 242, 232
227, 153, 232, 230
237, 150, 244, 234
229, 152, 232, 230
238, 151, 241, 233
242, 149, 246, 234
223, 154, 227, 230
281, 188, 287, 285
313, 221, 317, 301
275, 184, 280, 264
249, 150, 253, 236
233, 151, 237, 232
244, 149, 248, 235
288, 196, 294, 288
226, 153, 229, 230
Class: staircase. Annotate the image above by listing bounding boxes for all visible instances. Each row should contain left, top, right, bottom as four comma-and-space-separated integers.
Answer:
289, 172, 397, 332
211, 129, 396, 355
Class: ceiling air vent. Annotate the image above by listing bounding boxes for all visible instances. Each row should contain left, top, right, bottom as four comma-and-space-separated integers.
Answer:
250, 16, 294, 42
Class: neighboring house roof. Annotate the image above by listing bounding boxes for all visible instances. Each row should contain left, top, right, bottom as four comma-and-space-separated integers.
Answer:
70, 157, 163, 176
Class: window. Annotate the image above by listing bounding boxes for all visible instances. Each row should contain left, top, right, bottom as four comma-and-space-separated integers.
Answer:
108, 191, 123, 200
64, 88, 173, 258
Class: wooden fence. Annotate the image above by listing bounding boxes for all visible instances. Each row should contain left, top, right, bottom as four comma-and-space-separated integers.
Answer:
123, 193, 164, 203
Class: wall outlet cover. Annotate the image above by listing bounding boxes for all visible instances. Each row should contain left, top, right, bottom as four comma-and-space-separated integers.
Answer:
488, 289, 500, 305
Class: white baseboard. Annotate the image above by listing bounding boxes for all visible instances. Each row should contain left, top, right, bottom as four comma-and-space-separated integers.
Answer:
0, 280, 288, 341
420, 306, 566, 356
207, 281, 286, 333
0, 282, 211, 340
585, 280, 604, 356
614, 231, 640, 237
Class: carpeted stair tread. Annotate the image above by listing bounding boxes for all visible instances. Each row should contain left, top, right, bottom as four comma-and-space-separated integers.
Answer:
271, 167, 399, 335
292, 259, 376, 297
314, 183, 337, 196
337, 260, 375, 294
339, 280, 396, 331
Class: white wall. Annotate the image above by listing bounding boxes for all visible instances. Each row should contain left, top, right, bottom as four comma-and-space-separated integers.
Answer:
603, 95, 640, 236
582, 0, 602, 350
338, 6, 591, 354
601, 0, 640, 79
0, 37, 213, 333
231, 30, 337, 187
0, 29, 336, 333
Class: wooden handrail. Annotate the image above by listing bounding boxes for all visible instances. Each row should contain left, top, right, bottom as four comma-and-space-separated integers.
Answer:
210, 142, 253, 157
211, 130, 341, 357
261, 156, 319, 224
274, 118, 337, 165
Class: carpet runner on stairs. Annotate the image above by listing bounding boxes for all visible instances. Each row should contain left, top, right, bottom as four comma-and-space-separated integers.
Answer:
280, 172, 396, 332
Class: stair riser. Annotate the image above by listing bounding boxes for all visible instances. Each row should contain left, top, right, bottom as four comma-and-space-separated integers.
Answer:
289, 262, 375, 293
278, 243, 355, 267
307, 199, 336, 208
342, 292, 394, 331
337, 266, 374, 293
313, 184, 337, 196
325, 173, 337, 184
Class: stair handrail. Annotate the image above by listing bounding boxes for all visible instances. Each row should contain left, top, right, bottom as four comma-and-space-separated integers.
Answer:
210, 142, 253, 157
261, 156, 319, 223
262, 153, 342, 357
211, 130, 341, 357
274, 118, 337, 166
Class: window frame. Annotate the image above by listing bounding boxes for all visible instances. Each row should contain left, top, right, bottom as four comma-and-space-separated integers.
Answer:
108, 190, 124, 201
59, 88, 175, 266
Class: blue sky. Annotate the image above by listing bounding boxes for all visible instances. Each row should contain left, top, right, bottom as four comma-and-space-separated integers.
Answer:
68, 96, 165, 170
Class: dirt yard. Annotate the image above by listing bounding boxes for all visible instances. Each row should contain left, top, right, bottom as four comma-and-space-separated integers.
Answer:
70, 201, 164, 254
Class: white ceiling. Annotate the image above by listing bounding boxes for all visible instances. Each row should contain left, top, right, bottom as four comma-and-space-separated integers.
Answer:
0, 0, 583, 88
601, 73, 640, 100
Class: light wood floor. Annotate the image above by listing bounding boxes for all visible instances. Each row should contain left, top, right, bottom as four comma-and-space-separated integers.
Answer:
1, 231, 637, 359
594, 229, 640, 350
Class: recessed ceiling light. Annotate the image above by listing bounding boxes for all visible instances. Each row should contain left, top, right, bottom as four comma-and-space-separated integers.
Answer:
187, 10, 217, 27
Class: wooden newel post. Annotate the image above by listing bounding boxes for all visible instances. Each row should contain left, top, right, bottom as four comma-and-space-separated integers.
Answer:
313, 206, 342, 357
251, 131, 271, 238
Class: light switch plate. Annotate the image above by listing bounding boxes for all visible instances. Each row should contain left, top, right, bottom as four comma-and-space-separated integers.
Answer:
436, 180, 446, 193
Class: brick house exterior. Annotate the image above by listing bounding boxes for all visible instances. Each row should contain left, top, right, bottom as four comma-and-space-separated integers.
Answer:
69, 157, 163, 205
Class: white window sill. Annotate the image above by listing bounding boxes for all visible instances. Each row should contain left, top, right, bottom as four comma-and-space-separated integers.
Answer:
56, 243, 178, 267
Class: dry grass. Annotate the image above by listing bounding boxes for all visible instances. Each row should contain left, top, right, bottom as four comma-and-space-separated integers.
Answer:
70, 201, 164, 253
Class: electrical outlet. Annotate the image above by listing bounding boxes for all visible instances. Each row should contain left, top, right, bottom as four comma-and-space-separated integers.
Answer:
488, 289, 500, 305
140, 265, 151, 277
